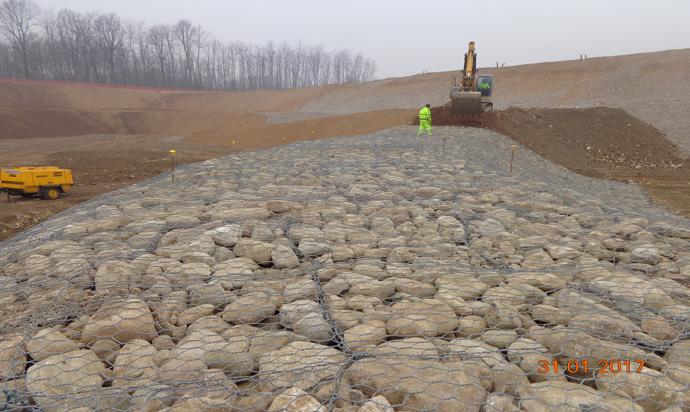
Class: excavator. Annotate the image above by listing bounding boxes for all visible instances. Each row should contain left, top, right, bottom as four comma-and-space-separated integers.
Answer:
448, 41, 494, 124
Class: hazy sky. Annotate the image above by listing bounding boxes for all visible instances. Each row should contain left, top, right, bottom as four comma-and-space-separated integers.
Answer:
34, 0, 690, 78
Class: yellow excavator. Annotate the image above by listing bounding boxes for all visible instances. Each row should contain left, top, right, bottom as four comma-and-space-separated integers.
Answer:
449, 41, 494, 120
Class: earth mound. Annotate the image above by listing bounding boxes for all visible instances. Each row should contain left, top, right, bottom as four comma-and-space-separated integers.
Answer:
482, 107, 685, 178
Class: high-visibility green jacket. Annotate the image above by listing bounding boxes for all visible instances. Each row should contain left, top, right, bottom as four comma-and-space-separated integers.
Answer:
478, 82, 490, 90
418, 106, 431, 121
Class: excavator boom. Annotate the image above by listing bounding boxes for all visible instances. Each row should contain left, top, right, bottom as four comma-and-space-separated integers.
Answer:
462, 41, 477, 90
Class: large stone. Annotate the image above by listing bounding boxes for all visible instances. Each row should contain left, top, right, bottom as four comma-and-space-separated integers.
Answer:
530, 304, 572, 325
222, 292, 277, 324
349, 278, 395, 299
206, 224, 243, 247
358, 395, 394, 412
589, 275, 676, 310
212, 207, 270, 222
507, 338, 564, 383
54, 258, 94, 288
447, 338, 506, 368
188, 316, 231, 335
569, 313, 638, 340
483, 286, 527, 306
483, 394, 520, 412
283, 277, 318, 302
272, 245, 300, 269
158, 358, 207, 386
0, 378, 28, 410
259, 341, 346, 391
480, 329, 518, 349
347, 358, 486, 412
113, 339, 158, 389
491, 362, 530, 396
386, 299, 457, 337
187, 283, 235, 308
545, 245, 580, 260
435, 274, 489, 300
81, 298, 157, 344
664, 340, 690, 366
0, 336, 26, 379
527, 327, 665, 372
247, 330, 304, 363
344, 321, 387, 351
268, 387, 326, 412
517, 381, 642, 411
27, 328, 78, 362
170, 396, 228, 411
130, 384, 175, 411
485, 302, 523, 329
293, 311, 332, 343
369, 337, 439, 358
234, 239, 273, 265
26, 349, 106, 411
279, 299, 322, 328
177, 304, 216, 326
596, 366, 690, 411
394, 277, 437, 297
94, 260, 141, 295
298, 240, 331, 257
434, 290, 473, 316
631, 245, 661, 265
507, 272, 566, 292
174, 329, 254, 376
90, 338, 120, 364
456, 315, 488, 338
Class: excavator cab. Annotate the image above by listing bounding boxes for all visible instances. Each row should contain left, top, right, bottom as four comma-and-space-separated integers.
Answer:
477, 75, 494, 97
477, 74, 494, 112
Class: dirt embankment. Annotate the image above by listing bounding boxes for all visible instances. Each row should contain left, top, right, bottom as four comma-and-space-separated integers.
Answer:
481, 107, 690, 216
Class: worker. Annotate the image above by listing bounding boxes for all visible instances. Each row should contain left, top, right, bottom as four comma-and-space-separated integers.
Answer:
478, 79, 492, 96
418, 104, 432, 136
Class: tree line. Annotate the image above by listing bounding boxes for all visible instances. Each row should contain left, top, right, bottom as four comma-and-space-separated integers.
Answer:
0, 0, 377, 90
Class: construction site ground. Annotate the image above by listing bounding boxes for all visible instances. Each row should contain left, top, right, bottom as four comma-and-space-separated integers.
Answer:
1, 49, 689, 240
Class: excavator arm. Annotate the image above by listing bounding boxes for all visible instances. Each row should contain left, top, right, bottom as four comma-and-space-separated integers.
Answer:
462, 41, 477, 91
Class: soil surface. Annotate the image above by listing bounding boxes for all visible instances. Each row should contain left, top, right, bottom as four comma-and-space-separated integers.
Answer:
482, 107, 690, 216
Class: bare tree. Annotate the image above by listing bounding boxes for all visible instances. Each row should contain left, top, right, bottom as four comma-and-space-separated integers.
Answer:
0, 5, 377, 89
94, 13, 123, 82
0, 0, 40, 78
174, 19, 200, 85
148, 24, 169, 85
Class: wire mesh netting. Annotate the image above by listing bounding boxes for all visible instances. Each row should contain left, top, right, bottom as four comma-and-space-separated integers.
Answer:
0, 127, 688, 411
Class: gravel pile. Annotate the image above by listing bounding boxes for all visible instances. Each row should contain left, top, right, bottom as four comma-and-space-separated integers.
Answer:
0, 126, 688, 411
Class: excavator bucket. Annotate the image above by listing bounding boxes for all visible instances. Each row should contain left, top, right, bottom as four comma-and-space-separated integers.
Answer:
450, 91, 483, 115
447, 87, 483, 127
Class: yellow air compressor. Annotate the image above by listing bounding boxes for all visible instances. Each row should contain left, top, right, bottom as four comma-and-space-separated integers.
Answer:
0, 167, 73, 199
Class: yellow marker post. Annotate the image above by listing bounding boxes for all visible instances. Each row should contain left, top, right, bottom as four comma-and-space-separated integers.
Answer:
169, 149, 177, 182
509, 145, 517, 176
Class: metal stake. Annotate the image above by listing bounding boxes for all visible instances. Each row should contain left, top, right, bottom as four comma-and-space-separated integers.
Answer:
509, 145, 517, 176
169, 149, 177, 182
